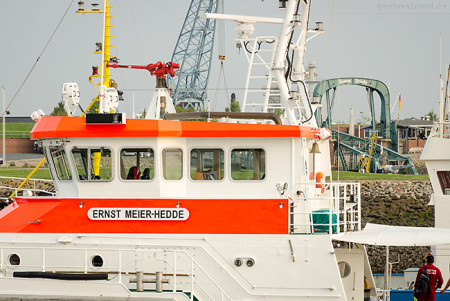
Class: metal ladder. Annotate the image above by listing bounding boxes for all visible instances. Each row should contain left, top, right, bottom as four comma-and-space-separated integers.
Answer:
237, 37, 280, 114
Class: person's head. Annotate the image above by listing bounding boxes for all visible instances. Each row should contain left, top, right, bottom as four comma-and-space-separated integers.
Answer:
426, 253, 434, 264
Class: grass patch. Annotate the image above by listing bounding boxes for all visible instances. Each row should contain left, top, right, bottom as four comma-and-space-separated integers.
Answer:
0, 167, 430, 182
0, 123, 35, 138
331, 170, 429, 181
0, 168, 51, 180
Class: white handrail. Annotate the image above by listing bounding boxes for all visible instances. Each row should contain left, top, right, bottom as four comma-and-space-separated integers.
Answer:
289, 182, 361, 234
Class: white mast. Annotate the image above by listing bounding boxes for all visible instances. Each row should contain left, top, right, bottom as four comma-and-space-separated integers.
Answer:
272, 0, 300, 125
293, 0, 314, 126
439, 74, 444, 137
438, 35, 444, 137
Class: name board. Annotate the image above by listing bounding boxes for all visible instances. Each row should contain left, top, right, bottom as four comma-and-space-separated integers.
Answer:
88, 208, 189, 221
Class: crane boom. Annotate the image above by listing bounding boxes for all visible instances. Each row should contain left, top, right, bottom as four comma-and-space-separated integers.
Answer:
106, 61, 180, 78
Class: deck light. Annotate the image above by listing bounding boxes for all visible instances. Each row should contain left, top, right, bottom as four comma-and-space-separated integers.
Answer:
91, 3, 100, 11
276, 182, 288, 195
92, 66, 98, 75
77, 1, 85, 11
118, 90, 124, 101
30, 109, 45, 122
315, 21, 323, 31
279, 0, 287, 8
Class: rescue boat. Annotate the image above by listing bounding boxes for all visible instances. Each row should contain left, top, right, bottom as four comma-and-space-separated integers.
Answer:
0, 0, 377, 300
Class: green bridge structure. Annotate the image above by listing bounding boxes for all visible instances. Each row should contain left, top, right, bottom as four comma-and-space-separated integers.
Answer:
312, 77, 417, 174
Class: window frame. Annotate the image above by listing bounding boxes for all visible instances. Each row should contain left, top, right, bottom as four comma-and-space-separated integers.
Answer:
71, 146, 113, 182
229, 147, 266, 182
161, 148, 184, 181
437, 171, 450, 195
119, 147, 155, 182
189, 147, 225, 182
48, 146, 73, 181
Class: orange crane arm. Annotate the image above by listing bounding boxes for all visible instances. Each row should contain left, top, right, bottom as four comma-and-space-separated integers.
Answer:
106, 61, 180, 78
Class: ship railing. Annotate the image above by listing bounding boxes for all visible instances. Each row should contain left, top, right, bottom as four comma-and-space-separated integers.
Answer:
0, 176, 55, 200
429, 122, 450, 138
0, 246, 233, 301
376, 288, 390, 301
289, 182, 361, 234
163, 249, 233, 301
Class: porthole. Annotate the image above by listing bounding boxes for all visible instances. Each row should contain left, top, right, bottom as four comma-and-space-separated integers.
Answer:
234, 258, 243, 267
338, 261, 351, 278
91, 255, 103, 267
8, 254, 20, 266
246, 258, 255, 267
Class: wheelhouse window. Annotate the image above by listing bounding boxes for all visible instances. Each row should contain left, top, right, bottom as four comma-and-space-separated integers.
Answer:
231, 148, 265, 180
190, 149, 224, 180
72, 147, 112, 181
49, 147, 72, 180
162, 148, 183, 180
120, 148, 154, 180
437, 171, 450, 195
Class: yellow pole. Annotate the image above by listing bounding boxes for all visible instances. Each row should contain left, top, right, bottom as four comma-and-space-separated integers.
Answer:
80, 95, 99, 117
366, 131, 377, 173
76, 0, 114, 88
103, 0, 111, 88
8, 158, 46, 200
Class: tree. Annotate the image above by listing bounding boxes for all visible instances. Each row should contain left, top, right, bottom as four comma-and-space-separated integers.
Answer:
225, 102, 240, 112
426, 110, 437, 121
176, 106, 196, 113
87, 100, 99, 114
225, 92, 241, 112
50, 101, 68, 116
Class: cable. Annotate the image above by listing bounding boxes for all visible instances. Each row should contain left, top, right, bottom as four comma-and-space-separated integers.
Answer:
2, 0, 75, 116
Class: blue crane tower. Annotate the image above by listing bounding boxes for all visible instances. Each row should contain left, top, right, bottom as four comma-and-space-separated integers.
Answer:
169, 0, 219, 110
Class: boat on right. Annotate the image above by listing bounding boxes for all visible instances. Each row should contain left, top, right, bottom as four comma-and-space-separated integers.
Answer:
421, 65, 450, 275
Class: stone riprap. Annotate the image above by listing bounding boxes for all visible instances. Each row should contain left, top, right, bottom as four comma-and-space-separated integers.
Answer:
359, 180, 433, 274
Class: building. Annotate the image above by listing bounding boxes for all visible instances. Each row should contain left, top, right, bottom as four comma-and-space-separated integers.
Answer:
397, 118, 434, 154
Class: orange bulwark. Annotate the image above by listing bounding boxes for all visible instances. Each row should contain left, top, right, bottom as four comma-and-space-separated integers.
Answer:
0, 198, 289, 234
30, 116, 325, 139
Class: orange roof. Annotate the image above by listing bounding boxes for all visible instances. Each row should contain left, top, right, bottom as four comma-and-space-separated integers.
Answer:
30, 116, 323, 139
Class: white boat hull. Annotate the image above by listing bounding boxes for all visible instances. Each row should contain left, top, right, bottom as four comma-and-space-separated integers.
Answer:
0, 233, 353, 300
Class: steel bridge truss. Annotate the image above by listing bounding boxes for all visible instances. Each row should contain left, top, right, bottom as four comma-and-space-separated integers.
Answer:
333, 130, 417, 175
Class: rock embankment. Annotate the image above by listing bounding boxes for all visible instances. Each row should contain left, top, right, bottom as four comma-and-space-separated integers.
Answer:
359, 180, 433, 274
0, 178, 54, 208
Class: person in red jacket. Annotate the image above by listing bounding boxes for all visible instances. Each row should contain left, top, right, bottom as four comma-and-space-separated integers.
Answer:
414, 253, 443, 301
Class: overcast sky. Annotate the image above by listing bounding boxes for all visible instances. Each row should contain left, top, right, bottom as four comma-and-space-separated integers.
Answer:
0, 0, 449, 123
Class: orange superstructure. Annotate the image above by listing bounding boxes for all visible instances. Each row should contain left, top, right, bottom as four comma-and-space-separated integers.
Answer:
0, 197, 288, 234
30, 116, 326, 139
